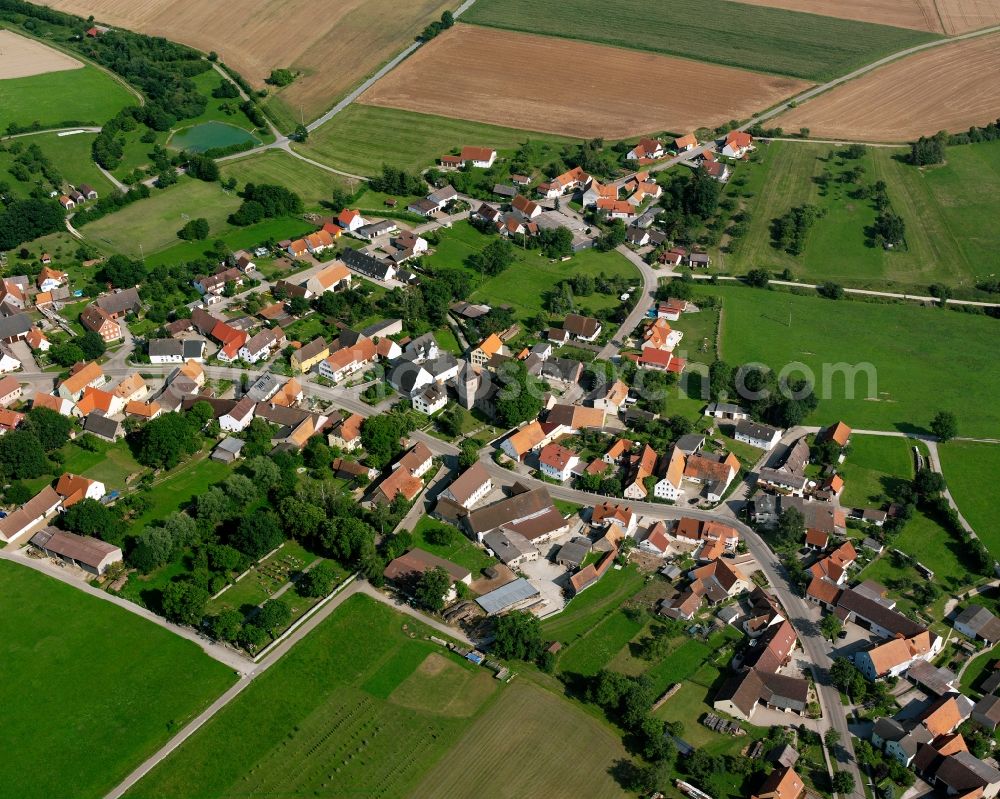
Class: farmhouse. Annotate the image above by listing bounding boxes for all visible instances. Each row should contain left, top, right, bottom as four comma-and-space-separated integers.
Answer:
735, 419, 782, 450
0, 486, 62, 543
483, 529, 537, 568
460, 484, 566, 544
626, 137, 664, 161
80, 305, 122, 343
537, 166, 590, 198
30, 527, 122, 576
0, 313, 35, 346
722, 130, 754, 158
342, 248, 396, 282
239, 328, 284, 364
476, 577, 541, 615
95, 288, 141, 318
441, 146, 497, 169
355, 220, 399, 241
439, 461, 492, 509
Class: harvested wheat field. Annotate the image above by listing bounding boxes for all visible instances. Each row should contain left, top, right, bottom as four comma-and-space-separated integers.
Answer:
0, 29, 81, 78
360, 26, 809, 139
778, 32, 1000, 141
733, 0, 1000, 34
933, 0, 1000, 33
43, 0, 451, 121
731, 0, 944, 31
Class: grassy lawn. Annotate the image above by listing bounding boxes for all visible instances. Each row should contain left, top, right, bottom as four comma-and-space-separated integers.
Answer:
939, 441, 1000, 558
22, 439, 143, 495
542, 565, 646, 644
410, 515, 498, 577
428, 220, 639, 324
860, 510, 983, 605
462, 0, 936, 82
0, 131, 115, 199
0, 560, 235, 799
718, 140, 1000, 291
703, 283, 1000, 438
409, 679, 629, 798
127, 453, 233, 533
206, 540, 321, 615
142, 215, 315, 268
556, 609, 645, 677
295, 104, 576, 176
434, 326, 463, 356
0, 64, 136, 130
124, 594, 501, 799
838, 434, 915, 508
960, 649, 998, 697
220, 149, 350, 210
81, 177, 243, 256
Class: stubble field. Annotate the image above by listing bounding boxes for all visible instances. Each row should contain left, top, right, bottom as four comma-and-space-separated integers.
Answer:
359, 25, 809, 139
729, 0, 943, 31
0, 28, 81, 77
777, 32, 1000, 141
43, 0, 452, 127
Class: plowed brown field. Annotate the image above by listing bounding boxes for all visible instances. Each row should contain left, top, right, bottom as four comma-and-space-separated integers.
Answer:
359, 26, 809, 139
731, 0, 942, 31
0, 29, 81, 78
41, 0, 451, 121
777, 32, 1000, 141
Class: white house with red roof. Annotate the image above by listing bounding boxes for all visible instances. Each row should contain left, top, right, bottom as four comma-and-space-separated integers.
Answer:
626, 137, 664, 161
337, 209, 367, 233
722, 130, 754, 158
539, 442, 579, 482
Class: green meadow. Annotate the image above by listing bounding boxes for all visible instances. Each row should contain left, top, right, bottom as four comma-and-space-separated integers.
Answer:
0, 561, 235, 799
0, 63, 135, 131
703, 283, 1000, 437
462, 0, 936, 82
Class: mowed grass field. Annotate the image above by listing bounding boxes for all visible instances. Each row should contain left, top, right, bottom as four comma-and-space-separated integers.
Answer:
939, 441, 1000, 558
838, 434, 916, 508
462, 0, 937, 82
125, 594, 503, 799
704, 284, 1000, 437
81, 177, 243, 256
717, 140, 1000, 289
220, 150, 348, 209
0, 63, 135, 130
427, 221, 639, 324
0, 131, 115, 198
295, 104, 576, 177
0, 561, 235, 799
408, 680, 629, 799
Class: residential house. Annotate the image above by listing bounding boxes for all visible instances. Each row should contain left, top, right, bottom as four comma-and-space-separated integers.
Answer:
291, 337, 329, 373
439, 461, 492, 509
633, 347, 686, 373
675, 133, 698, 152
563, 313, 602, 342
735, 419, 782, 450
219, 396, 256, 433
953, 605, 1000, 645
37, 266, 68, 292
80, 305, 121, 342
54, 472, 105, 508
412, 382, 447, 415
304, 229, 336, 255
369, 442, 434, 504
626, 137, 664, 161
112, 373, 147, 404
722, 130, 754, 158
26, 327, 50, 352
57, 361, 105, 401
239, 328, 283, 364
95, 288, 141, 318
623, 444, 657, 499
536, 166, 590, 198
0, 486, 62, 543
654, 447, 686, 501
683, 451, 741, 502
642, 317, 683, 351
500, 420, 551, 461
639, 521, 671, 556
337, 209, 367, 233
581, 179, 618, 208
195, 267, 243, 295
0, 375, 21, 407
83, 412, 123, 442
342, 248, 396, 282
327, 412, 364, 451
305, 263, 352, 295
33, 392, 75, 417
820, 420, 853, 449
539, 442, 579, 482
750, 766, 805, 799
483, 529, 538, 568
592, 501, 637, 536
319, 338, 376, 383
595, 198, 635, 220
441, 146, 497, 168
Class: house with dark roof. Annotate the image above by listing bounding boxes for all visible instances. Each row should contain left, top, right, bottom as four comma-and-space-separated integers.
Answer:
954, 605, 1000, 645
